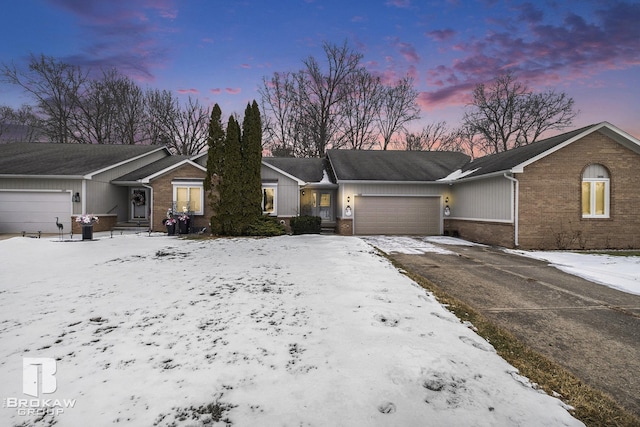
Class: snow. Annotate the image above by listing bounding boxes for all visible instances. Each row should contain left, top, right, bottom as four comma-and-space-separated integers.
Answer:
437, 167, 480, 181
506, 249, 640, 296
0, 233, 582, 426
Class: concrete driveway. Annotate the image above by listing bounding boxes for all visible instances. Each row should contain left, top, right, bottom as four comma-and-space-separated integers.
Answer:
383, 240, 640, 417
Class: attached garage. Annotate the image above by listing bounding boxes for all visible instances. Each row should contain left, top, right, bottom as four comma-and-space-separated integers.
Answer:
354, 196, 441, 235
0, 191, 72, 234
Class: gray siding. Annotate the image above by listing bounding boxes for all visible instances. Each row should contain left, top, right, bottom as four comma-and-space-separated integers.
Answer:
261, 165, 300, 217
449, 176, 512, 222
88, 149, 168, 219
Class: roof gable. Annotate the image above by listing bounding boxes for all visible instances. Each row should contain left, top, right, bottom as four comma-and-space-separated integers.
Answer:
112, 156, 206, 183
454, 122, 640, 180
262, 157, 326, 183
0, 143, 168, 177
327, 149, 470, 182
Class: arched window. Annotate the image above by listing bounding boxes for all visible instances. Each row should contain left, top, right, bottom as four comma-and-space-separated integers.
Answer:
581, 164, 609, 218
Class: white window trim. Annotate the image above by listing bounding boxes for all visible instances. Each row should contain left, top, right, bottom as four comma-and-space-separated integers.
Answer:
172, 181, 204, 215
262, 184, 277, 216
582, 178, 610, 218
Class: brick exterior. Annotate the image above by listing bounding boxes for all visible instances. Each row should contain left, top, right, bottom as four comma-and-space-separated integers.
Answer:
444, 219, 515, 247
517, 131, 640, 249
149, 164, 212, 233
336, 218, 353, 235
71, 214, 117, 234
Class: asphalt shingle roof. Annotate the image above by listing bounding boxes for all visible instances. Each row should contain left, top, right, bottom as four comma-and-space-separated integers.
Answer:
262, 157, 326, 182
460, 124, 596, 178
327, 149, 470, 181
0, 143, 165, 176
113, 156, 192, 182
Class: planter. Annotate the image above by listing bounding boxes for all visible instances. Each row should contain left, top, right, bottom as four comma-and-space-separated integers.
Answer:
82, 224, 93, 240
178, 219, 189, 234
166, 223, 176, 236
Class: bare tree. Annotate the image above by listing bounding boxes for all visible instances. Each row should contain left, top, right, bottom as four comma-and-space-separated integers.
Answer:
377, 76, 421, 150
401, 121, 458, 151
462, 72, 578, 155
145, 91, 209, 154
340, 68, 384, 150
0, 104, 44, 143
2, 54, 88, 143
111, 74, 146, 145
145, 88, 178, 146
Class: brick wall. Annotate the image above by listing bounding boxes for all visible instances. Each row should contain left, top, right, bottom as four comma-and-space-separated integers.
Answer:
336, 218, 353, 235
517, 131, 640, 249
444, 219, 515, 247
150, 164, 212, 233
71, 214, 117, 234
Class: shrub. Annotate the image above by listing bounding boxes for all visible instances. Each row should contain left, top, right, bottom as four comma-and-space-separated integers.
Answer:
244, 215, 285, 236
290, 215, 322, 235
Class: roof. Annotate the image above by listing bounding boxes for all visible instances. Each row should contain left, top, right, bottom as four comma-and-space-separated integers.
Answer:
262, 157, 326, 183
112, 155, 193, 183
0, 142, 167, 177
456, 122, 640, 180
327, 149, 470, 182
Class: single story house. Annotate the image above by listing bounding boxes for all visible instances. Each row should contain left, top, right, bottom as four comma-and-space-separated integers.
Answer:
1, 121, 638, 249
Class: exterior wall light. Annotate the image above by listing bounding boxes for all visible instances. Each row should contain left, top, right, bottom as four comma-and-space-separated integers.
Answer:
345, 205, 352, 216
73, 192, 81, 202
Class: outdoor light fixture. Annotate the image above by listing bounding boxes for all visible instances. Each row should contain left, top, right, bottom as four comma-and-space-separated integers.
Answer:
444, 205, 451, 216
73, 192, 81, 202
347, 196, 351, 203
345, 205, 352, 216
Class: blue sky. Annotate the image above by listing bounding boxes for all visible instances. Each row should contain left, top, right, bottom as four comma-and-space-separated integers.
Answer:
1, 0, 639, 138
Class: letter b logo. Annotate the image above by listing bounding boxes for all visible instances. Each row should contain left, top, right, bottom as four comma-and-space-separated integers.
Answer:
23, 358, 57, 397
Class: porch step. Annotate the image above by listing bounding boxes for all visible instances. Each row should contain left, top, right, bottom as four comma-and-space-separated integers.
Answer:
113, 221, 150, 231
320, 223, 336, 234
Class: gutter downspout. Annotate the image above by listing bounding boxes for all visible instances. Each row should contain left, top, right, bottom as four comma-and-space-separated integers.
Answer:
143, 184, 154, 232
81, 179, 87, 214
503, 173, 519, 247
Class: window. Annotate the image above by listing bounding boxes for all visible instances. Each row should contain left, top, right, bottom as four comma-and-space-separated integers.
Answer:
582, 165, 609, 218
172, 181, 204, 215
262, 185, 277, 215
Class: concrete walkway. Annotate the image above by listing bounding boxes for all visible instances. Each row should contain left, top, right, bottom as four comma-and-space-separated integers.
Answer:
388, 243, 640, 417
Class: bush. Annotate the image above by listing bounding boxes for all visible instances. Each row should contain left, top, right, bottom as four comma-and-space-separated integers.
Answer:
290, 215, 322, 235
244, 215, 286, 236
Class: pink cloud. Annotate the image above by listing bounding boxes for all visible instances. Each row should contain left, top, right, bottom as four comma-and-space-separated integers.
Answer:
388, 38, 419, 63
240, 63, 251, 69
225, 88, 242, 95
210, 88, 222, 95
177, 88, 199, 94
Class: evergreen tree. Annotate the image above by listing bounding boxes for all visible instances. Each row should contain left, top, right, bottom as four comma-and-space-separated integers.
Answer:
205, 104, 225, 233
241, 100, 264, 229
218, 115, 244, 235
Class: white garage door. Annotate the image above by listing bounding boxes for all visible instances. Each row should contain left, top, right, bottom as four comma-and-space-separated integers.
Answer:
354, 196, 441, 235
0, 191, 72, 234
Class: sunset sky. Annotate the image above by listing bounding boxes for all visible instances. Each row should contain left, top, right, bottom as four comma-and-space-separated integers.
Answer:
1, 0, 638, 139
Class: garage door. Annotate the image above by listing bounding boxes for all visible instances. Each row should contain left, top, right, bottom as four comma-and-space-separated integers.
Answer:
354, 196, 441, 235
0, 191, 71, 234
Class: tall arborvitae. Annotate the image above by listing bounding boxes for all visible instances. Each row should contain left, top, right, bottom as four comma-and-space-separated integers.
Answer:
241, 100, 264, 230
218, 116, 244, 235
205, 104, 225, 234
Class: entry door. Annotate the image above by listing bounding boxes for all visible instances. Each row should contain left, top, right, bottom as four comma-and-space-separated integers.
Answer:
312, 191, 335, 222
131, 188, 149, 220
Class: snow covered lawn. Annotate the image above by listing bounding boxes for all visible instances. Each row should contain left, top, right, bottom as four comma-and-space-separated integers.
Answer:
0, 234, 582, 426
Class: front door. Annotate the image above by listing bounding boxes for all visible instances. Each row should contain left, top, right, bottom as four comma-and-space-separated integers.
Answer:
312, 190, 335, 223
130, 188, 149, 220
